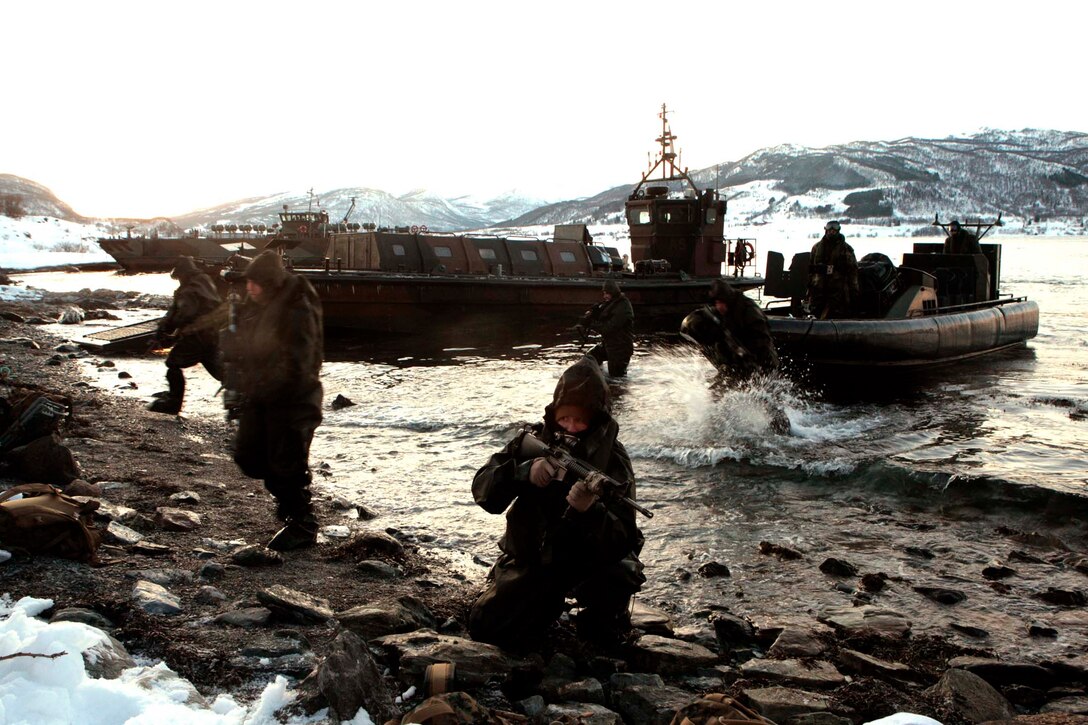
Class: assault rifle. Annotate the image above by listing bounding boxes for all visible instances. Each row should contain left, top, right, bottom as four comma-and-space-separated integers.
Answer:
218, 270, 246, 421
517, 429, 653, 518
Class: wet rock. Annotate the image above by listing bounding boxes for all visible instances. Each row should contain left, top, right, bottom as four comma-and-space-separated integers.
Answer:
743, 686, 831, 722
947, 656, 1054, 689
914, 586, 967, 604
1040, 696, 1088, 715
132, 580, 182, 615
0, 311, 26, 323
860, 572, 887, 592
759, 541, 804, 560
710, 611, 756, 647
125, 568, 193, 587
839, 648, 918, 681
338, 596, 437, 640
194, 586, 226, 605
519, 695, 545, 718
257, 585, 333, 624
995, 526, 1070, 551
631, 600, 673, 636
353, 530, 405, 557
330, 394, 356, 410
672, 623, 719, 653
768, 628, 827, 658
544, 703, 622, 724
153, 507, 201, 531
819, 605, 911, 639
230, 545, 284, 567
51, 607, 114, 629
926, 668, 1013, 722
1028, 622, 1058, 638
982, 560, 1016, 579
819, 558, 858, 577
1035, 588, 1087, 606
557, 678, 606, 704
609, 679, 694, 725
63, 479, 102, 497
1041, 654, 1088, 682
370, 629, 538, 688
698, 561, 731, 578
168, 490, 201, 504
0, 336, 40, 348
130, 541, 171, 557
104, 520, 144, 546
214, 607, 272, 628
739, 658, 846, 689
300, 629, 399, 724
904, 546, 935, 559
1008, 549, 1047, 564
628, 634, 718, 674
950, 622, 989, 638
82, 632, 137, 679
355, 559, 402, 578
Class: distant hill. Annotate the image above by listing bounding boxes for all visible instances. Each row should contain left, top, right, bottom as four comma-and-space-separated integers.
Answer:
0, 175, 88, 222
3, 129, 1086, 233
508, 129, 1088, 228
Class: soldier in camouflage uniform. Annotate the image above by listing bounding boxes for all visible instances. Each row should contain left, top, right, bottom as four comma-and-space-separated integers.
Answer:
228, 250, 324, 551
807, 220, 859, 319
469, 356, 645, 652
580, 280, 635, 377
148, 256, 222, 415
943, 220, 982, 255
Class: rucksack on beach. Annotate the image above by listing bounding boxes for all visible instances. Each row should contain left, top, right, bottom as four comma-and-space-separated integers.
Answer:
0, 483, 101, 563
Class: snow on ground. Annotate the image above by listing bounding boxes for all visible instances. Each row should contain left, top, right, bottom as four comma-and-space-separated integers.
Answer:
0, 215, 113, 270
0, 594, 372, 725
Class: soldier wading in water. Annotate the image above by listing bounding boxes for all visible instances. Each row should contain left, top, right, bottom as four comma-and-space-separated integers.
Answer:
469, 356, 645, 652
223, 250, 325, 551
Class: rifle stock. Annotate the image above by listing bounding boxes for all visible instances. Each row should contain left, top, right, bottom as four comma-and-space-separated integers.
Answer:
517, 430, 652, 518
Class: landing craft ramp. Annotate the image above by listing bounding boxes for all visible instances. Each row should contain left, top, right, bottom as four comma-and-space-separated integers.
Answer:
79, 317, 163, 353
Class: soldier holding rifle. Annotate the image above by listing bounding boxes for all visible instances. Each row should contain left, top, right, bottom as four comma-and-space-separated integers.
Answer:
468, 356, 646, 652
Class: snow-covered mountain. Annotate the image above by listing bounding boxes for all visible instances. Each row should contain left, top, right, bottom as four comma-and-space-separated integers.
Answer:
3, 128, 1086, 238
508, 129, 1088, 229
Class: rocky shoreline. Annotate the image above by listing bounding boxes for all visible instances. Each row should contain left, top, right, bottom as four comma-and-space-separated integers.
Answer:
1, 288, 1088, 724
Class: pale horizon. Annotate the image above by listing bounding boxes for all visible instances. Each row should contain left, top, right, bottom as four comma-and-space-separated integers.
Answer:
4, 0, 1084, 219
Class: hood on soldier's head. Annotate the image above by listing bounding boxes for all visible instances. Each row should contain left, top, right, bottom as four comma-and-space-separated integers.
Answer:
949, 220, 961, 232
244, 250, 288, 289
708, 278, 739, 303
171, 256, 200, 280
824, 220, 841, 232
546, 355, 610, 423
603, 279, 621, 296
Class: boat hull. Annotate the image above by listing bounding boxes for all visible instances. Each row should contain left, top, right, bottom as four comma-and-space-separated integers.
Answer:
304, 270, 763, 336
768, 299, 1039, 370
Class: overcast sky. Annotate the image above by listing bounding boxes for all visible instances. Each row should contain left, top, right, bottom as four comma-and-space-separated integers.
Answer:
4, 0, 1083, 218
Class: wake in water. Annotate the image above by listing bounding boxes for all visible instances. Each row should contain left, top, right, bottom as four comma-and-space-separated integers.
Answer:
619, 346, 892, 474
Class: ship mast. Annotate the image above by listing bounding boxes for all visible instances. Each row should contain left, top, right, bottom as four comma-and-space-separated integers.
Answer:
632, 104, 699, 195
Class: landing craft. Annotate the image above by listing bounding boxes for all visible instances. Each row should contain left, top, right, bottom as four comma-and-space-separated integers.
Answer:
760, 215, 1040, 378
291, 104, 764, 338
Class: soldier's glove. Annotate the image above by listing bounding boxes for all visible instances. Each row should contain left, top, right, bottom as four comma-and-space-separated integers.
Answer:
566, 475, 602, 513
529, 458, 558, 488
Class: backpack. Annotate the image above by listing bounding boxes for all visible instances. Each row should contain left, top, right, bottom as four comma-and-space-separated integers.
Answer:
0, 483, 102, 564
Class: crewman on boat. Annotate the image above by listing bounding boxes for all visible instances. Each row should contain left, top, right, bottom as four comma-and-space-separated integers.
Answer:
806, 220, 859, 319
148, 256, 222, 415
578, 280, 634, 378
943, 220, 983, 255
225, 250, 325, 551
680, 279, 779, 379
468, 356, 645, 652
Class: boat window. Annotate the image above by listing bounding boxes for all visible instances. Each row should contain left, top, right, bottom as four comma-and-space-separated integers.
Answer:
662, 207, 690, 224
627, 208, 652, 225
521, 250, 539, 261
559, 251, 576, 263
434, 246, 453, 258
392, 244, 406, 256
479, 248, 497, 260
706, 208, 717, 224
